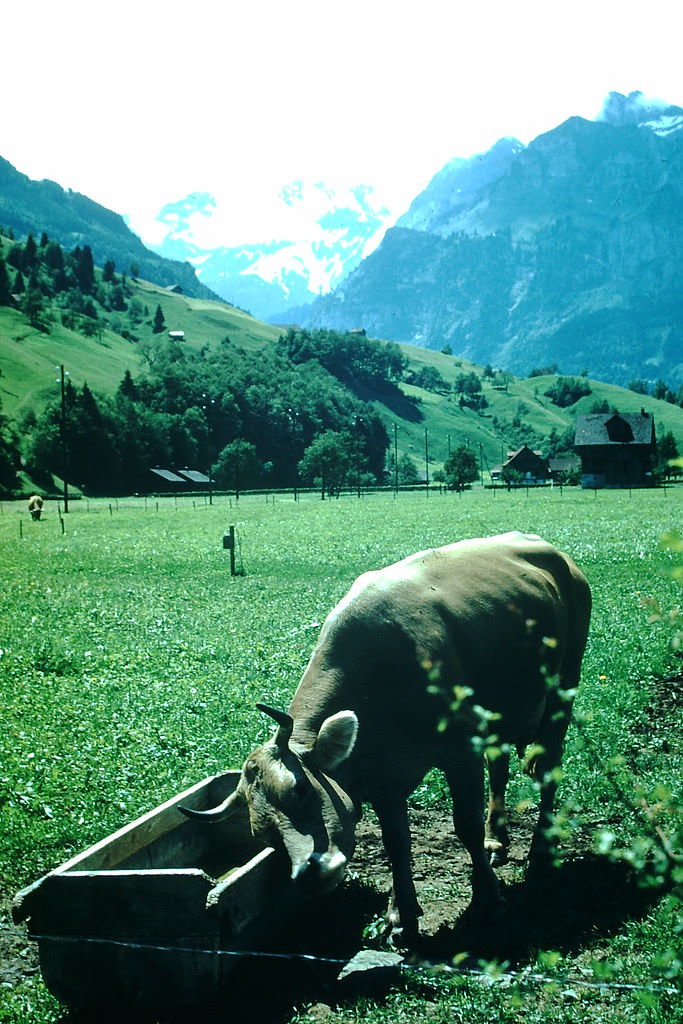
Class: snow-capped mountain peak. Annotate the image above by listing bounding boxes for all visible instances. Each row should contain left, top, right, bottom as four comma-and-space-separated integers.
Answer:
146, 181, 392, 318
596, 90, 683, 136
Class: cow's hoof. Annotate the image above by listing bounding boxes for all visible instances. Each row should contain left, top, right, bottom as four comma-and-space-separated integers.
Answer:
470, 890, 507, 924
385, 920, 419, 950
485, 840, 509, 868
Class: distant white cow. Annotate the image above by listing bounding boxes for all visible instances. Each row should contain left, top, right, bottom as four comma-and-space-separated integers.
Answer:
28, 495, 44, 521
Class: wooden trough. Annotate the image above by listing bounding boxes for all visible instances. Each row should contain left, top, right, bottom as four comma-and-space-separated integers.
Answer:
12, 771, 305, 1013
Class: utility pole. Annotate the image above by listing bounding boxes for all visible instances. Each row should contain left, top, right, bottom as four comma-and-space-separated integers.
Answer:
354, 415, 363, 499
393, 423, 398, 496
58, 364, 69, 513
424, 428, 430, 497
288, 408, 299, 501
202, 393, 215, 505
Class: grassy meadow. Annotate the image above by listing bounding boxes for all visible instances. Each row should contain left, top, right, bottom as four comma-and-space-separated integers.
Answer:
0, 487, 681, 1023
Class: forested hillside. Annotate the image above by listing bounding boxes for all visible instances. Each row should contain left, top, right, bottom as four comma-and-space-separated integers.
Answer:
0, 157, 215, 300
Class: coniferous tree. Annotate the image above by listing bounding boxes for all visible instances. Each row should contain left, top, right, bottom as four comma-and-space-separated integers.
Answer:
74, 245, 95, 293
23, 286, 47, 329
117, 369, 139, 401
7, 243, 23, 270
110, 284, 127, 311
152, 304, 166, 334
44, 241, 64, 272
0, 258, 12, 306
23, 232, 37, 271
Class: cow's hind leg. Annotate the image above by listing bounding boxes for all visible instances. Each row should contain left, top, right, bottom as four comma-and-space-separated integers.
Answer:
442, 743, 503, 913
372, 794, 422, 946
526, 682, 574, 873
485, 748, 510, 867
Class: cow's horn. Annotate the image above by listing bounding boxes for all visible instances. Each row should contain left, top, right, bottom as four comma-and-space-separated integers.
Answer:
178, 790, 238, 823
257, 702, 294, 747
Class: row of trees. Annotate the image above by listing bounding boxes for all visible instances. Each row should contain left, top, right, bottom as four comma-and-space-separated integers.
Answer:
3, 328, 489, 497
15, 335, 394, 496
2, 233, 681, 496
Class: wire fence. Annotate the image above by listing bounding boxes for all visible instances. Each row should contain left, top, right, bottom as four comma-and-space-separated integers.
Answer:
26, 931, 680, 997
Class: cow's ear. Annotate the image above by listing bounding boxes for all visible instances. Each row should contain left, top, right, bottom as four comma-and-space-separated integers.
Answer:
313, 711, 358, 772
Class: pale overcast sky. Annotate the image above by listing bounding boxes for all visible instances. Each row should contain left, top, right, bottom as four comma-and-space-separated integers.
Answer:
4, 0, 683, 246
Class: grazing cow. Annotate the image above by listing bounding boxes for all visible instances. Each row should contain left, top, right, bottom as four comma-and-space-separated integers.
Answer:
28, 495, 44, 521
182, 532, 591, 944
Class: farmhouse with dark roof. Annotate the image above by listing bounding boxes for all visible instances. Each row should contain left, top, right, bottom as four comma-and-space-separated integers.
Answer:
574, 411, 656, 488
490, 445, 550, 485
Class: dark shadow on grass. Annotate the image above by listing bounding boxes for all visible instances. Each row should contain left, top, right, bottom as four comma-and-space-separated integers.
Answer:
414, 852, 664, 967
55, 854, 666, 1024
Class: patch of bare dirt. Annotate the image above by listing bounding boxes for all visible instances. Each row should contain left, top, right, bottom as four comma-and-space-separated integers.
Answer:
352, 802, 535, 936
0, 895, 39, 987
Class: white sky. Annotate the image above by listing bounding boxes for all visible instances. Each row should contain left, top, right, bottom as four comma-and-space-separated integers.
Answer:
4, 0, 683, 247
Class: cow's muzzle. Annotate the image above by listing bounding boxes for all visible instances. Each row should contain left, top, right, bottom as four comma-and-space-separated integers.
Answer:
291, 849, 347, 894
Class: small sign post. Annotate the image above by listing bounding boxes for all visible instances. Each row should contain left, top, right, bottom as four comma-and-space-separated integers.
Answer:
223, 525, 236, 576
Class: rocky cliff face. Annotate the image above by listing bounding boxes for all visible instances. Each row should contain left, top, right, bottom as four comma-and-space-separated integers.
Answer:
304, 93, 683, 386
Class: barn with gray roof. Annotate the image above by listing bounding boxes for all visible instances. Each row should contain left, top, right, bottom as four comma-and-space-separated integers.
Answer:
574, 411, 656, 488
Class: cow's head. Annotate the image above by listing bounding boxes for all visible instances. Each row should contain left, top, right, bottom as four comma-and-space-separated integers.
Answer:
236, 703, 359, 893
180, 703, 359, 894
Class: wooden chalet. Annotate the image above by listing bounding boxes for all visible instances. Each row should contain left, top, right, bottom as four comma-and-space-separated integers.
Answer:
574, 410, 656, 488
490, 445, 550, 485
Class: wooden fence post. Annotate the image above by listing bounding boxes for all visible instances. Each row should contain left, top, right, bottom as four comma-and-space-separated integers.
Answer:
223, 525, 236, 575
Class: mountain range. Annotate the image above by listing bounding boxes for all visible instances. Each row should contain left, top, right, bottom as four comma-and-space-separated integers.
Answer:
148, 182, 391, 319
299, 91, 683, 386
1, 90, 682, 388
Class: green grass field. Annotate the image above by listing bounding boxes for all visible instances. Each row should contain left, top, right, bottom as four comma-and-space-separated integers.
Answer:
0, 488, 681, 1023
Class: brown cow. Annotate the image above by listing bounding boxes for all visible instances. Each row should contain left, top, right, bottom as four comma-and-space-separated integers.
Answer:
28, 495, 44, 521
182, 532, 591, 944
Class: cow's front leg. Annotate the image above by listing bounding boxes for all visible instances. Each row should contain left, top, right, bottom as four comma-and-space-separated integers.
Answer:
372, 795, 422, 946
443, 743, 503, 912
485, 748, 510, 866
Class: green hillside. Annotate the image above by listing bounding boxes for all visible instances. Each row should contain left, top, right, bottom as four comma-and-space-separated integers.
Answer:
385, 344, 683, 475
0, 276, 279, 419
1, 228, 682, 495
0, 155, 216, 301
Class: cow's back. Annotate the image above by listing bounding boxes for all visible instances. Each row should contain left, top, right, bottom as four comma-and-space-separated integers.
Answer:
289, 533, 590, 788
